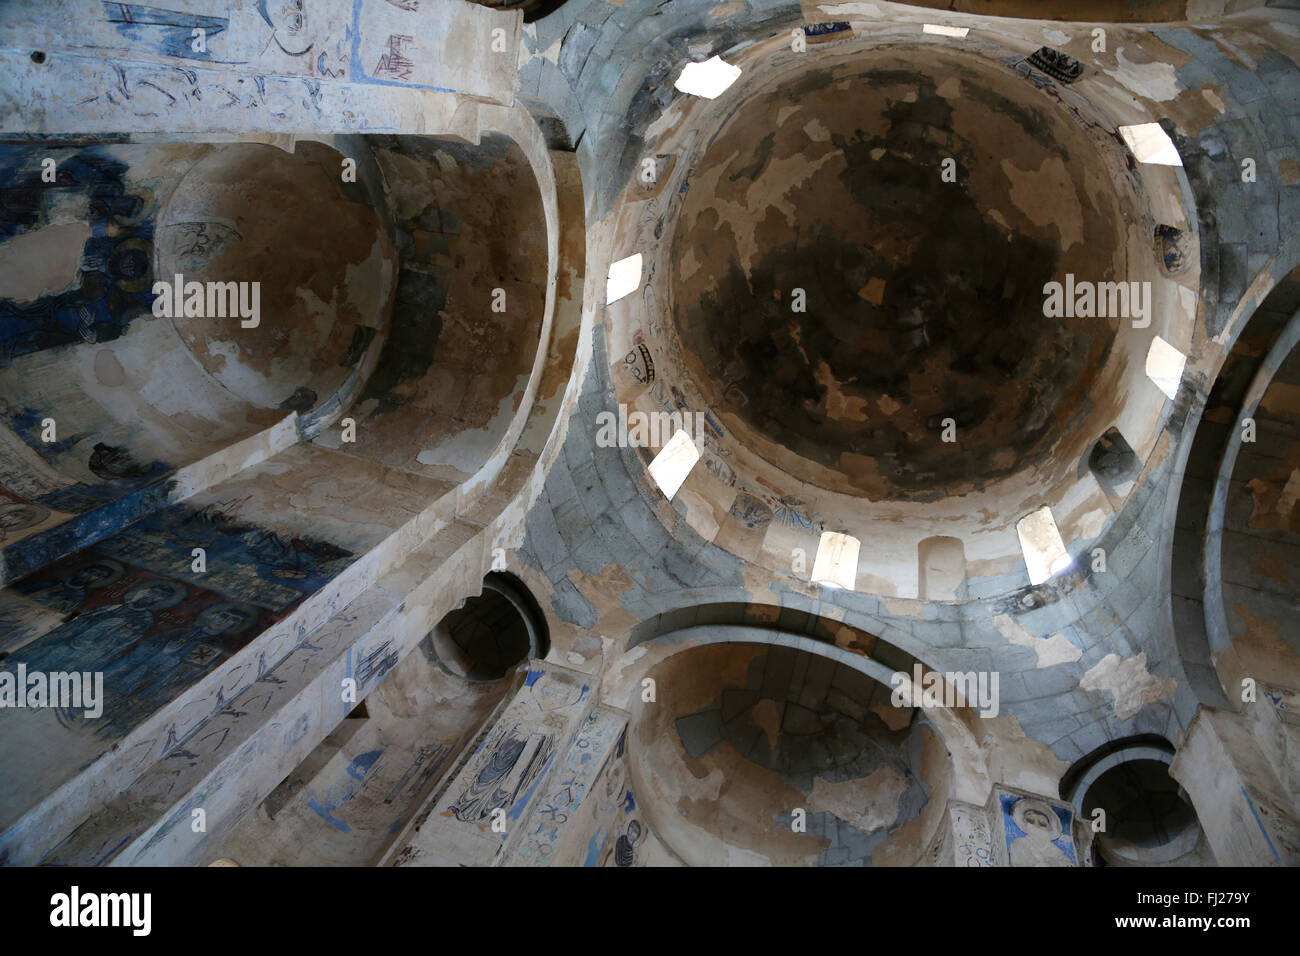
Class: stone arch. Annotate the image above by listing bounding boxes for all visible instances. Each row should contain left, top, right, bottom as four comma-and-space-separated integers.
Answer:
0, 137, 394, 496
430, 571, 550, 681
1062, 736, 1212, 866
1203, 306, 1300, 696
1166, 261, 1300, 712
607, 621, 993, 809
619, 629, 964, 866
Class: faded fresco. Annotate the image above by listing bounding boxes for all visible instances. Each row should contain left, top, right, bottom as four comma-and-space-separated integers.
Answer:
990, 788, 1078, 867
0, 147, 156, 367
7, 498, 355, 742
394, 665, 594, 867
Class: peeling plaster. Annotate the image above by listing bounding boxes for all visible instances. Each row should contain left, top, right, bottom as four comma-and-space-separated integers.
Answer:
994, 613, 1082, 667
1080, 652, 1177, 720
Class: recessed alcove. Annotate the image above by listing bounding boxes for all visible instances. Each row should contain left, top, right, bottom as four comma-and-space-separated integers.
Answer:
428, 572, 548, 681
156, 141, 394, 416
0, 138, 394, 498
627, 639, 952, 866
1064, 739, 1213, 866
312, 134, 549, 485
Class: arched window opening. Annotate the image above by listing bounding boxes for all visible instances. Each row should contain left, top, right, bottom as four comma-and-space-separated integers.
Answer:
430, 572, 549, 681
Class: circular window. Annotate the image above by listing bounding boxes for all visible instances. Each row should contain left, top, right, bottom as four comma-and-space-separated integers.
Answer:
429, 574, 545, 681
1082, 759, 1203, 865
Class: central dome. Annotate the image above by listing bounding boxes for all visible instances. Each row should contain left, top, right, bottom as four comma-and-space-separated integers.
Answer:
670, 49, 1126, 500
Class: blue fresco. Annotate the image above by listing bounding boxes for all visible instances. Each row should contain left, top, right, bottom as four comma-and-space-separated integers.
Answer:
305, 748, 387, 833
6, 500, 357, 742
0, 147, 157, 367
10, 557, 275, 742
506, 757, 553, 826
347, 749, 383, 782
1, 478, 177, 582
1240, 785, 1282, 862
103, 3, 230, 62
108, 500, 356, 603
999, 792, 1076, 865
0, 145, 179, 579
583, 825, 609, 867
803, 21, 850, 38
1, 404, 91, 459
0, 428, 175, 587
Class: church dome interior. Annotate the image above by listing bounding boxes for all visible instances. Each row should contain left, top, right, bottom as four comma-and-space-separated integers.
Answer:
669, 47, 1143, 501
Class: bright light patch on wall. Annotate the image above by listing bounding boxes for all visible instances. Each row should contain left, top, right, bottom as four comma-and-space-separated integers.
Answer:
647, 428, 699, 501
1145, 335, 1186, 400
923, 23, 969, 38
1118, 123, 1183, 166
1017, 506, 1071, 586
811, 531, 860, 591
674, 55, 741, 99
606, 253, 642, 305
